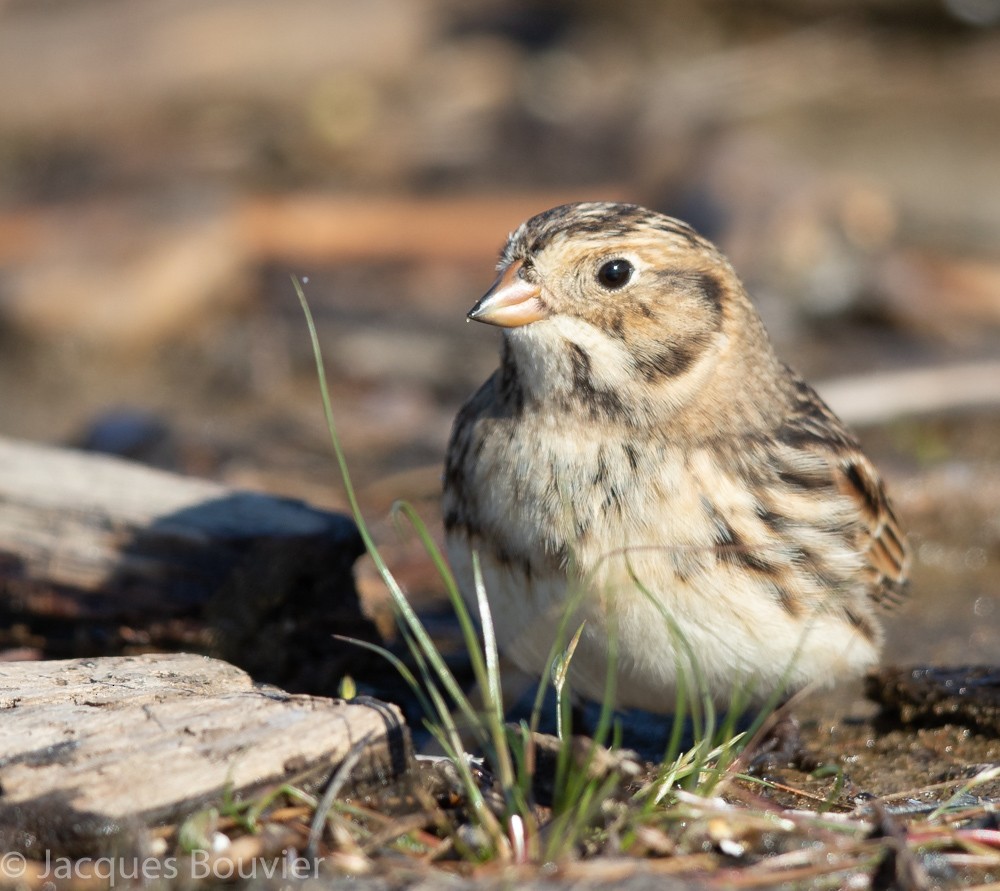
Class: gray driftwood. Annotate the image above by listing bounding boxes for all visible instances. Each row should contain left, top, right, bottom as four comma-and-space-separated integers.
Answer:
0, 436, 381, 694
0, 653, 411, 853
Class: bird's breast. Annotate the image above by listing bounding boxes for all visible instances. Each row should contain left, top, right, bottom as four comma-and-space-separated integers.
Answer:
465, 414, 709, 575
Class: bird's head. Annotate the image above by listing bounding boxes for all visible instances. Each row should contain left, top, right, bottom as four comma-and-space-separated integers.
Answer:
468, 202, 777, 424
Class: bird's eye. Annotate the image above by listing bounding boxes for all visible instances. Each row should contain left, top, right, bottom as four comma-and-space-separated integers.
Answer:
596, 258, 633, 289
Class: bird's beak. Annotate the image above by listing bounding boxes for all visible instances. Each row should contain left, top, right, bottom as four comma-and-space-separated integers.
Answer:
467, 262, 547, 328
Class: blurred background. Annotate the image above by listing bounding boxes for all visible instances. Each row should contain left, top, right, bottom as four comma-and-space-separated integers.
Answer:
1, 0, 998, 682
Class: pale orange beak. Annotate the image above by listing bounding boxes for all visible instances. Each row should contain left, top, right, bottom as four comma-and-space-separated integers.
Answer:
467, 262, 547, 328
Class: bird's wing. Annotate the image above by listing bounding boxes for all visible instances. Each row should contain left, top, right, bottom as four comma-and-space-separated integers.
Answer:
779, 367, 910, 611
835, 455, 909, 610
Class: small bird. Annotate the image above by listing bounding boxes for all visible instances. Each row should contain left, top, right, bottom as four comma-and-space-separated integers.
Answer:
443, 202, 908, 713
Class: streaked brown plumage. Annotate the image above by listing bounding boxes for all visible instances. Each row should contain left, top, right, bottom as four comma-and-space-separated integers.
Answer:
443, 202, 908, 712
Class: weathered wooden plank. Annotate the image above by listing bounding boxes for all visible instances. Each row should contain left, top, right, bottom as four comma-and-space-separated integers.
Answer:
0, 436, 382, 696
867, 665, 1000, 735
0, 653, 411, 854
0, 434, 360, 617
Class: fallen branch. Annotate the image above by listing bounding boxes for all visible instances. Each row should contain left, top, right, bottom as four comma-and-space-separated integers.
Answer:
816, 360, 1000, 426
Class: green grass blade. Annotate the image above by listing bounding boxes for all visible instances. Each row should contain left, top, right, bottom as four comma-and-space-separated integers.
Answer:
472, 550, 503, 720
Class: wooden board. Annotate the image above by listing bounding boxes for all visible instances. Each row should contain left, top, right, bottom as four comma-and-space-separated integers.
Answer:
0, 436, 384, 697
0, 434, 359, 621
0, 653, 411, 854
